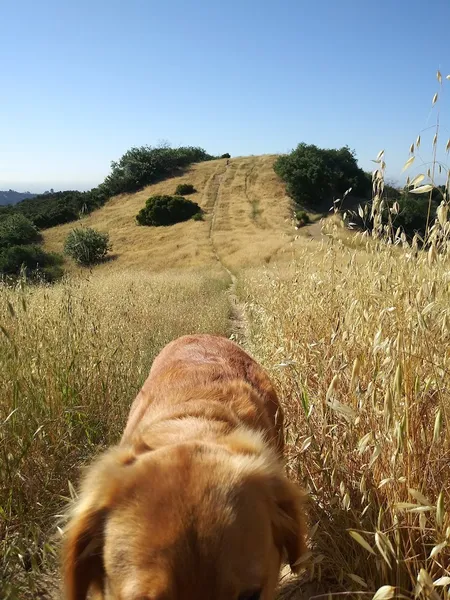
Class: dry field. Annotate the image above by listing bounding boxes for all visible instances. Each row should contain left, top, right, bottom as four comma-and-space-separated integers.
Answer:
42, 155, 296, 274
1, 155, 449, 599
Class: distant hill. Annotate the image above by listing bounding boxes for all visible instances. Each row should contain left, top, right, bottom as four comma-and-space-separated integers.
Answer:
0, 190, 38, 206
43, 155, 296, 273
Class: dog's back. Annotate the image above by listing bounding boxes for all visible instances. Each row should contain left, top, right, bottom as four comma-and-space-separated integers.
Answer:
63, 335, 306, 600
121, 335, 284, 452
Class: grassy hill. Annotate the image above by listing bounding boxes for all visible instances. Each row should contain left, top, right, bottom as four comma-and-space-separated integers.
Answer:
43, 155, 297, 273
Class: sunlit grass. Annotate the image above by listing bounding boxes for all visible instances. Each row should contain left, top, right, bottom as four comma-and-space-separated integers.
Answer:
42, 155, 295, 274
4, 85, 450, 600
239, 241, 450, 599
0, 268, 230, 599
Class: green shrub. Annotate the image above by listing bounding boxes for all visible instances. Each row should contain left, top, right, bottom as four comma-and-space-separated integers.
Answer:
0, 214, 42, 248
394, 193, 438, 238
136, 195, 201, 227
104, 145, 213, 196
64, 227, 111, 266
175, 183, 196, 195
274, 143, 370, 208
352, 190, 441, 240
0, 245, 63, 281
15, 186, 112, 229
295, 210, 310, 226
221, 153, 231, 159
192, 211, 204, 221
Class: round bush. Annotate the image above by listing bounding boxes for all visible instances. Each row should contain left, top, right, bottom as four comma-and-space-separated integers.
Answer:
136, 195, 201, 227
175, 183, 196, 195
295, 210, 310, 226
274, 143, 370, 208
64, 227, 111, 266
221, 153, 231, 159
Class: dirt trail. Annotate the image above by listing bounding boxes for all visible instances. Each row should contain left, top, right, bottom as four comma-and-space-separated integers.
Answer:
203, 160, 331, 343
203, 162, 249, 345
302, 218, 326, 240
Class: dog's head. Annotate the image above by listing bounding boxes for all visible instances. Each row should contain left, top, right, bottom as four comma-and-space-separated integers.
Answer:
63, 435, 307, 600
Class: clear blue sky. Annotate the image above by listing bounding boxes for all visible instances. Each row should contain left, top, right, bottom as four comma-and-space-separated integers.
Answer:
2, 0, 450, 192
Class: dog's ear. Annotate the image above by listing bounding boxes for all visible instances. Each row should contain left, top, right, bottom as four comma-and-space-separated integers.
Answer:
269, 475, 308, 573
63, 503, 107, 600
62, 447, 138, 600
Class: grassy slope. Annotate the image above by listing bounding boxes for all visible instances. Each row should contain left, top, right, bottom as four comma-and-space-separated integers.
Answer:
42, 155, 296, 273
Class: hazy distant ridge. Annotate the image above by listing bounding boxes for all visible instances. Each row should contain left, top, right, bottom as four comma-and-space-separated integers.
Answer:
0, 190, 38, 206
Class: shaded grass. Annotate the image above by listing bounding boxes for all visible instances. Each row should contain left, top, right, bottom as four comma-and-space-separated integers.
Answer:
0, 268, 230, 599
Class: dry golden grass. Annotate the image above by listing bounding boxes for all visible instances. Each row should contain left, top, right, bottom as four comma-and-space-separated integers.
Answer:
210, 155, 295, 270
0, 268, 230, 598
42, 160, 222, 273
2, 154, 307, 599
42, 155, 296, 274
238, 242, 450, 599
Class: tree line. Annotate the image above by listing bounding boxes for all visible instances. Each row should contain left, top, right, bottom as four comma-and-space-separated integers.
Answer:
0, 145, 216, 229
274, 143, 443, 238
0, 145, 221, 279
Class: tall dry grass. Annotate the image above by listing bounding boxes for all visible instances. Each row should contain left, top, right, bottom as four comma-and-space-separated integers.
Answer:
239, 239, 450, 599
241, 76, 450, 598
0, 268, 230, 599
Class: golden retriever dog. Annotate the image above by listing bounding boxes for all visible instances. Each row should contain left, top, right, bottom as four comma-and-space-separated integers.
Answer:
63, 334, 307, 600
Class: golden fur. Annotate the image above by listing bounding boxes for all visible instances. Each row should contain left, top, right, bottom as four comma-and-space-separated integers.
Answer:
62, 334, 307, 600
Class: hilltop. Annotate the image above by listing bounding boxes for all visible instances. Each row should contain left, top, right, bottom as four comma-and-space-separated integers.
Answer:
43, 155, 304, 273
4, 143, 371, 281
